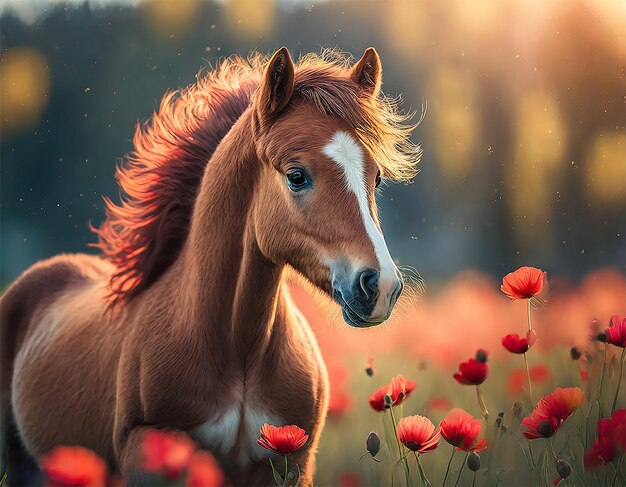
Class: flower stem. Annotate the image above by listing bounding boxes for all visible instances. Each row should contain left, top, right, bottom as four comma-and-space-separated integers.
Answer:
547, 437, 558, 462
527, 299, 533, 333
471, 470, 476, 487
610, 456, 623, 487
475, 385, 489, 421
441, 447, 456, 487
523, 351, 534, 405
282, 455, 289, 487
388, 407, 412, 487
611, 347, 626, 414
598, 343, 607, 417
454, 452, 469, 487
414, 452, 427, 487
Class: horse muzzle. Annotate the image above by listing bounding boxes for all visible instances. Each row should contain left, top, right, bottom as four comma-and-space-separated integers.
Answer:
332, 267, 403, 328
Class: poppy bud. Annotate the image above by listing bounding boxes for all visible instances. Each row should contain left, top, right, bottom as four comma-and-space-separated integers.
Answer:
366, 432, 380, 457
556, 459, 571, 479
467, 452, 481, 471
475, 349, 488, 363
570, 347, 581, 360
365, 367, 374, 377
384, 394, 393, 407
537, 419, 553, 437
513, 402, 523, 420
597, 332, 607, 343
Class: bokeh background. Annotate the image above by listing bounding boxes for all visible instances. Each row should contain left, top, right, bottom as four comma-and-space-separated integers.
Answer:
1, 0, 624, 285
1, 1, 625, 485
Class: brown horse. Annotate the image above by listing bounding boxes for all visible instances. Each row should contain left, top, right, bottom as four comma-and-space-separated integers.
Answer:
0, 47, 420, 485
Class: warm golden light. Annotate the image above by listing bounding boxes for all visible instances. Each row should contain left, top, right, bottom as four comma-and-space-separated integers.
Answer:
507, 90, 567, 248
224, 0, 274, 39
0, 47, 49, 135
584, 131, 626, 205
428, 67, 478, 182
141, 0, 200, 38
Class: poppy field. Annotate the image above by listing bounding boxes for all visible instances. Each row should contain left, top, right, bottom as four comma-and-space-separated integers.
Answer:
33, 266, 626, 487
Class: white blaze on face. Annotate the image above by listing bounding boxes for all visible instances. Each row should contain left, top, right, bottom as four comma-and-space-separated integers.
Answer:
322, 130, 399, 318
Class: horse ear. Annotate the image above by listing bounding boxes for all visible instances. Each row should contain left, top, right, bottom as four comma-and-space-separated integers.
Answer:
350, 47, 382, 97
258, 47, 295, 117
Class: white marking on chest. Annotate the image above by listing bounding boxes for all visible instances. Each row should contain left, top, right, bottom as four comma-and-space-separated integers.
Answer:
322, 131, 398, 316
194, 404, 283, 466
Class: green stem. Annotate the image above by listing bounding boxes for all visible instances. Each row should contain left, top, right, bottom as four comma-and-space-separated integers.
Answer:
389, 407, 412, 487
441, 447, 456, 487
598, 343, 607, 417
476, 385, 489, 421
471, 470, 476, 487
527, 441, 536, 471
547, 437, 558, 462
611, 347, 626, 414
282, 455, 289, 487
610, 456, 623, 487
523, 351, 534, 405
414, 452, 427, 487
454, 452, 469, 487
527, 299, 533, 333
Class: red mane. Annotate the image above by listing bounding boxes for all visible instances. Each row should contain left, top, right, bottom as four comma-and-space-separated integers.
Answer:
94, 50, 420, 303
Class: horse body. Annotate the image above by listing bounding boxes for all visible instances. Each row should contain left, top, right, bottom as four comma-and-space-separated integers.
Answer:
1, 47, 419, 485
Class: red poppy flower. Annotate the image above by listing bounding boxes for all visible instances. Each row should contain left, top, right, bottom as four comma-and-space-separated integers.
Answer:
606, 315, 626, 348
142, 429, 196, 480
440, 408, 487, 452
501, 266, 546, 300
328, 390, 352, 418
522, 387, 585, 439
396, 415, 441, 453
368, 375, 416, 411
508, 365, 550, 395
186, 451, 224, 487
584, 409, 626, 471
338, 472, 362, 487
426, 396, 452, 412
41, 446, 107, 487
258, 424, 308, 456
453, 358, 488, 385
502, 333, 530, 354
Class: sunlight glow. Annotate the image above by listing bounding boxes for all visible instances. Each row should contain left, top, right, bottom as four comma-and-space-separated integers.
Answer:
0, 47, 49, 135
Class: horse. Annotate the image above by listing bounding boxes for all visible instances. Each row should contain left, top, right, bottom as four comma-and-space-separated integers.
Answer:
0, 46, 420, 485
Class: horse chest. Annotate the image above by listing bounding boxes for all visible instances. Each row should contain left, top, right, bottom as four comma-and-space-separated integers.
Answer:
193, 403, 283, 466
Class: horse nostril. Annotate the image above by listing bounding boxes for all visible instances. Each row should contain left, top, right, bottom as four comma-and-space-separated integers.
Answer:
358, 268, 379, 300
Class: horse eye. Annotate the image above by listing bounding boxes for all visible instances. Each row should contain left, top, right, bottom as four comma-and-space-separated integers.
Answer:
375, 170, 381, 188
286, 169, 310, 192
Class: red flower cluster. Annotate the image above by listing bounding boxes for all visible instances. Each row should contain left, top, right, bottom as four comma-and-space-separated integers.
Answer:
186, 451, 225, 487
142, 429, 196, 480
141, 429, 223, 486
440, 408, 487, 452
606, 315, 626, 348
502, 333, 530, 354
522, 387, 585, 439
258, 424, 309, 456
369, 374, 416, 411
584, 409, 626, 470
501, 266, 546, 300
41, 446, 107, 487
453, 357, 488, 385
396, 415, 441, 453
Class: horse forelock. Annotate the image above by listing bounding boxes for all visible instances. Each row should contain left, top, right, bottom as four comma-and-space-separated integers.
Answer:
93, 48, 420, 304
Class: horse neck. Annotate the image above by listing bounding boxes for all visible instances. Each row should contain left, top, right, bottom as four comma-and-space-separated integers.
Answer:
174, 109, 285, 364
